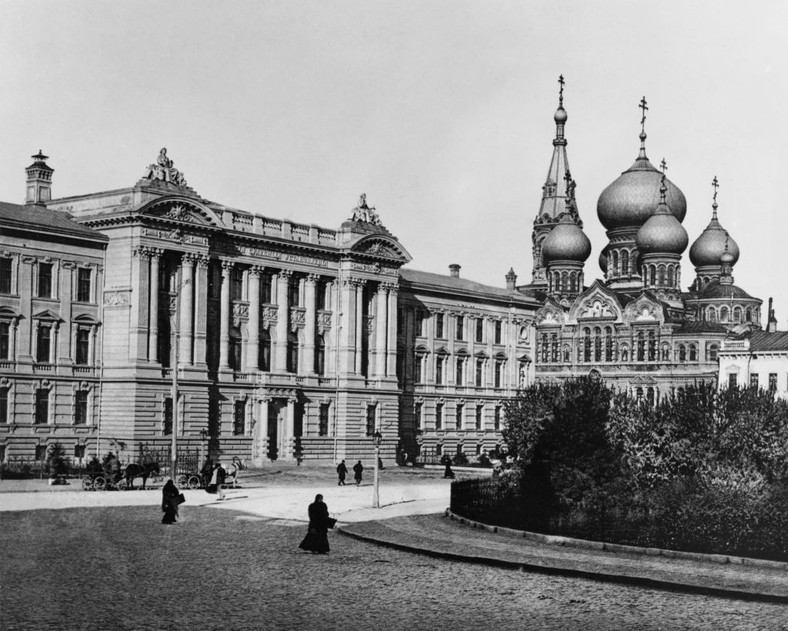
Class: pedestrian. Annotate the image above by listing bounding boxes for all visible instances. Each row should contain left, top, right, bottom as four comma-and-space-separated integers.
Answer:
298, 493, 335, 554
200, 457, 213, 488
378, 456, 384, 470
161, 478, 180, 524
206, 461, 226, 500
443, 458, 455, 479
353, 460, 363, 485
336, 459, 348, 485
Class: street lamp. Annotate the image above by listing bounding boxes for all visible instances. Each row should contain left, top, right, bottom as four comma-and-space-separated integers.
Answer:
372, 430, 382, 508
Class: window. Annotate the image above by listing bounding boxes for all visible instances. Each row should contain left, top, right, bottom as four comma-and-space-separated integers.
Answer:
288, 276, 300, 307
38, 263, 53, 298
455, 357, 464, 385
77, 269, 91, 302
415, 310, 425, 337
436, 355, 445, 385
475, 405, 483, 430
0, 322, 9, 360
661, 344, 670, 361
678, 345, 686, 362
74, 444, 86, 460
728, 373, 737, 389
36, 325, 51, 363
541, 332, 549, 363
74, 391, 88, 425
287, 332, 299, 373
262, 273, 274, 304
436, 313, 445, 339
35, 389, 49, 425
163, 397, 173, 435
707, 307, 717, 322
636, 331, 645, 361
414, 353, 423, 383
594, 328, 601, 362
415, 402, 423, 430
456, 316, 464, 341
35, 445, 47, 461
366, 405, 376, 436
435, 443, 442, 456
583, 328, 591, 362
475, 318, 484, 343
455, 403, 464, 430
709, 345, 719, 362
233, 400, 246, 435
319, 403, 330, 436
552, 333, 559, 362
75, 328, 90, 365
494, 321, 502, 344
769, 373, 778, 392
750, 373, 759, 389
231, 268, 244, 301
229, 329, 242, 370
494, 360, 503, 388
494, 405, 501, 431
689, 345, 697, 362
0, 259, 11, 294
315, 335, 325, 375
0, 387, 8, 424
316, 281, 327, 311
259, 329, 271, 371
435, 403, 443, 430
0, 444, 4, 462
475, 358, 484, 387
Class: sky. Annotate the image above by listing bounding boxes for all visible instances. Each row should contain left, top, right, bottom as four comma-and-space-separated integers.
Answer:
1, 1, 787, 321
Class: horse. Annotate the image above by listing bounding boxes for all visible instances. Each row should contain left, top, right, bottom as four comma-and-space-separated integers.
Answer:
122, 462, 160, 490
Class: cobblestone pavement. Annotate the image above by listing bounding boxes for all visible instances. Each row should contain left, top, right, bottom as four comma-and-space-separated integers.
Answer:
2, 506, 786, 631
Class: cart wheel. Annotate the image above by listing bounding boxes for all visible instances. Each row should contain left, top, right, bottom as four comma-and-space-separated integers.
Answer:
81, 477, 94, 491
188, 475, 201, 489
177, 474, 188, 488
93, 476, 106, 491
116, 478, 127, 491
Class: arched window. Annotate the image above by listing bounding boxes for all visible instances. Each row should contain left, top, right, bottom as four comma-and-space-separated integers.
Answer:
594, 327, 602, 362
605, 326, 613, 361
620, 345, 629, 362
646, 387, 655, 405
636, 331, 645, 361
561, 271, 569, 292
562, 346, 571, 362
707, 307, 717, 322
661, 344, 670, 361
541, 333, 549, 362
709, 344, 719, 361
667, 265, 675, 287
229, 327, 242, 370
679, 344, 686, 362
259, 329, 271, 371
550, 333, 559, 362
287, 332, 299, 373
733, 306, 742, 322
745, 308, 753, 322
583, 328, 591, 362
648, 331, 656, 361
611, 250, 619, 277
621, 250, 630, 276
689, 344, 697, 361
657, 265, 666, 286
315, 334, 326, 375
720, 306, 729, 322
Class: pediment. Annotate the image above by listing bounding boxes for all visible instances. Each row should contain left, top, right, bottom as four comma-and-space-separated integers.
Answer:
33, 309, 62, 322
350, 235, 412, 263
623, 294, 665, 324
73, 313, 100, 325
0, 306, 21, 319
535, 302, 565, 327
140, 198, 222, 227
569, 281, 622, 323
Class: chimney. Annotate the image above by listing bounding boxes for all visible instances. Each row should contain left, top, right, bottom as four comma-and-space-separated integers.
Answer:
768, 297, 778, 332
26, 150, 54, 206
505, 267, 517, 290
448, 264, 461, 278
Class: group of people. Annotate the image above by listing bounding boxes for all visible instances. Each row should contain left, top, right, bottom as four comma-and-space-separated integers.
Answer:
335, 459, 367, 486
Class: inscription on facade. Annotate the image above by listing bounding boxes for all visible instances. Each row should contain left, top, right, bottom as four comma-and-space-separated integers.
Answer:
141, 227, 208, 246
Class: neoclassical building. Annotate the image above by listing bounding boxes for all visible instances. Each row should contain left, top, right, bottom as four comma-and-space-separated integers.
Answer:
522, 83, 762, 399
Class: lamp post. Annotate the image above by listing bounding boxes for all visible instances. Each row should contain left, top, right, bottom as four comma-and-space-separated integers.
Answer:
169, 292, 179, 484
372, 430, 382, 508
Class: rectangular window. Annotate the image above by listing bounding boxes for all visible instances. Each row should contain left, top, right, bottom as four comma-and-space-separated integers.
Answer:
75, 328, 90, 365
456, 316, 464, 341
455, 403, 464, 430
262, 273, 274, 304
366, 405, 376, 436
455, 358, 464, 385
436, 356, 445, 385
77, 269, 91, 302
74, 444, 86, 460
494, 321, 502, 345
475, 318, 484, 343
0, 259, 11, 294
0, 387, 8, 424
769, 373, 778, 392
0, 444, 5, 462
415, 310, 425, 337
475, 358, 484, 387
475, 405, 483, 430
435, 403, 443, 430
233, 400, 246, 435
319, 403, 330, 436
0, 322, 9, 360
316, 281, 327, 311
414, 354, 422, 383
38, 263, 53, 298
494, 405, 501, 431
74, 391, 88, 425
288, 276, 300, 307
163, 397, 173, 435
35, 389, 49, 425
494, 360, 503, 388
35, 445, 47, 461
415, 402, 423, 430
436, 313, 445, 339
231, 268, 244, 301
728, 373, 737, 389
750, 373, 759, 389
36, 325, 51, 363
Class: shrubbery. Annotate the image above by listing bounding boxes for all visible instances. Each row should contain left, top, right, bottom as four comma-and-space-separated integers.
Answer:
498, 377, 788, 561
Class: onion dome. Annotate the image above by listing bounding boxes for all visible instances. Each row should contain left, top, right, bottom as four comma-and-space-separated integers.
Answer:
689, 184, 740, 267
635, 174, 689, 255
598, 247, 608, 273
542, 213, 592, 262
554, 104, 567, 124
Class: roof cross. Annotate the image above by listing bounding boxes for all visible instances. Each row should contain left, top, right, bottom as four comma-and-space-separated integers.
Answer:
712, 175, 719, 203
639, 96, 648, 133
558, 74, 565, 106
659, 158, 667, 201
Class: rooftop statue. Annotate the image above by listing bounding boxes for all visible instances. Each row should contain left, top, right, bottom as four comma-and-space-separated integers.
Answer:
143, 147, 188, 187
351, 193, 381, 225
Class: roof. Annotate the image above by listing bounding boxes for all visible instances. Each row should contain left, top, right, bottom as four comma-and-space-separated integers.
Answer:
399, 268, 539, 305
0, 200, 107, 243
748, 330, 788, 352
673, 320, 728, 334
692, 280, 757, 301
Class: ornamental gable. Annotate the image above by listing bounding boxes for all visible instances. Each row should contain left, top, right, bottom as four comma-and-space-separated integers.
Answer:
567, 281, 622, 323
623, 294, 665, 325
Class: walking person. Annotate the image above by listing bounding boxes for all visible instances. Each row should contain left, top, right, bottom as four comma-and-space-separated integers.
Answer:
353, 460, 363, 485
206, 461, 226, 500
336, 459, 348, 486
298, 493, 335, 554
443, 457, 455, 479
161, 479, 180, 524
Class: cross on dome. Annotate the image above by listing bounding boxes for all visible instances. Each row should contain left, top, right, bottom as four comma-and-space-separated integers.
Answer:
558, 74, 565, 106
639, 96, 648, 133
712, 175, 719, 202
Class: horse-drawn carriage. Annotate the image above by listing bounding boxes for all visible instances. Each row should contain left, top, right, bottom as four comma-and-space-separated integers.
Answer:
176, 456, 246, 490
81, 461, 162, 491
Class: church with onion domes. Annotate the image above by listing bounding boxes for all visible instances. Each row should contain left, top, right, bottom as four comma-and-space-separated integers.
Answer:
521, 78, 763, 400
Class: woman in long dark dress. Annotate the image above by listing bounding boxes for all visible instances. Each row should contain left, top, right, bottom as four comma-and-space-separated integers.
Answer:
161, 479, 180, 524
299, 494, 332, 553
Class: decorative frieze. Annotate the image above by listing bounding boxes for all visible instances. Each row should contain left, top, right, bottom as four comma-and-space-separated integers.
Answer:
103, 290, 131, 306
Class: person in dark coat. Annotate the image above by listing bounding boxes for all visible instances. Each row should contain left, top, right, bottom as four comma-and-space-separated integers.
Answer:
161, 479, 180, 524
443, 458, 455, 479
353, 460, 363, 485
299, 494, 333, 553
206, 461, 226, 500
336, 460, 348, 486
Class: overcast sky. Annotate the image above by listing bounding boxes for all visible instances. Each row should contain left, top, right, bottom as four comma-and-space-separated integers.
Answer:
1, 1, 787, 321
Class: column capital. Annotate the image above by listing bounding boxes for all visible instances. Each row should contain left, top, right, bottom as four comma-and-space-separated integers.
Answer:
182, 252, 200, 264
249, 265, 265, 277
305, 272, 320, 284
382, 281, 399, 295
195, 254, 210, 269
278, 269, 293, 281
221, 260, 235, 272
61, 261, 77, 270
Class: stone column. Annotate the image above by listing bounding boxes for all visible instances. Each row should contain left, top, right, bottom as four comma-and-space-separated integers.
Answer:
247, 266, 262, 371
375, 284, 387, 377
338, 277, 356, 376
303, 274, 318, 374
180, 253, 196, 365
193, 255, 209, 366
354, 279, 365, 374
130, 247, 151, 361
50, 322, 59, 364
284, 396, 296, 459
148, 250, 161, 362
219, 261, 232, 369
60, 262, 75, 363
386, 284, 399, 377
18, 256, 34, 360
274, 270, 292, 372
